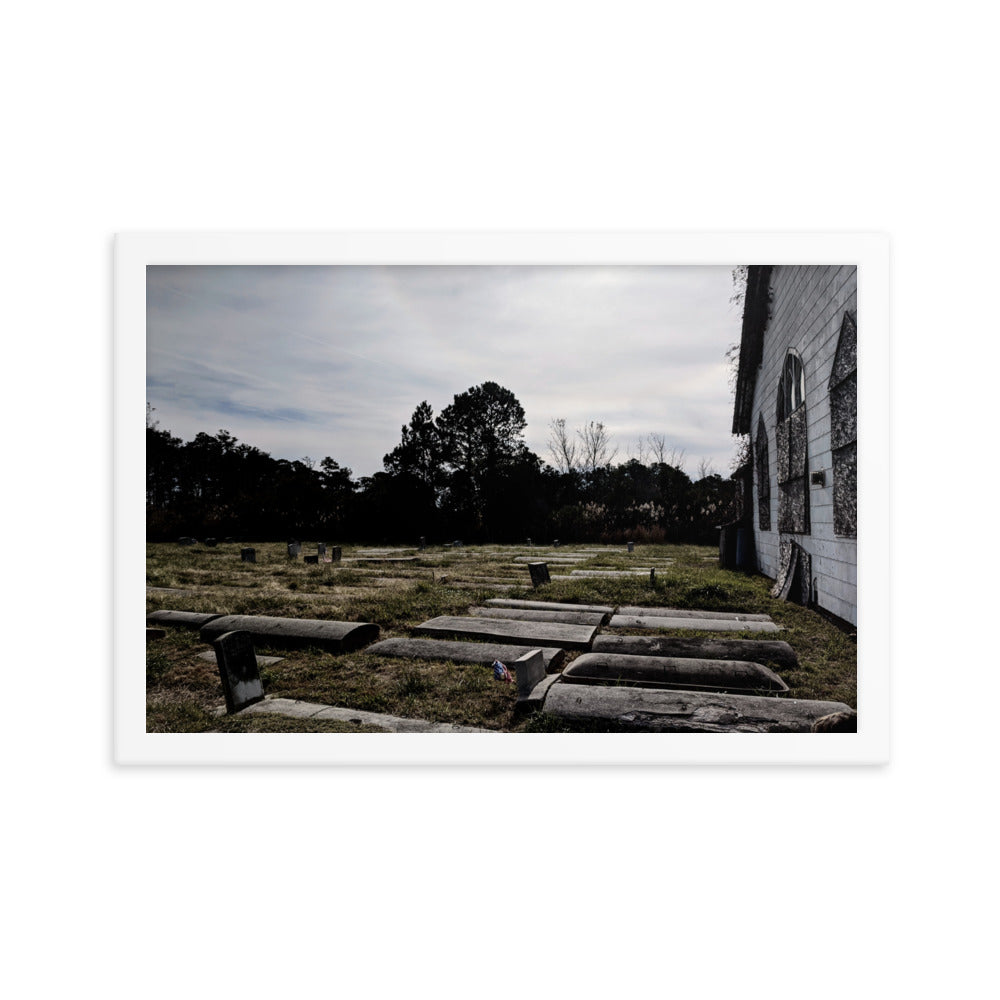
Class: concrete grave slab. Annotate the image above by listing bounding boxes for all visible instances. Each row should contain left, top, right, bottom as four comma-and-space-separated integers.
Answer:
607, 614, 781, 633
199, 614, 379, 651
235, 697, 489, 732
591, 634, 799, 671
212, 630, 266, 714
413, 615, 596, 650
618, 605, 773, 623
542, 684, 855, 733
561, 652, 789, 693
366, 637, 565, 671
147, 610, 224, 630
198, 650, 285, 667
485, 598, 615, 616
469, 606, 608, 627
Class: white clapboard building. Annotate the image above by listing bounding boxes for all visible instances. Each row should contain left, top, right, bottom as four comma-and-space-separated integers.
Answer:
731, 265, 857, 627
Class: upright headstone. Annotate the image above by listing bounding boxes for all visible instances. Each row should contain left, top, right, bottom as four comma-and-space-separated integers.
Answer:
304, 554, 319, 564
331, 545, 342, 562
515, 649, 547, 701
526, 538, 532, 547
454, 539, 463, 548
205, 537, 218, 547
212, 630, 265, 714
627, 540, 635, 553
317, 543, 326, 556
418, 536, 426, 550
241, 547, 256, 563
649, 567, 656, 585
553, 539, 561, 548
528, 562, 551, 587
287, 541, 301, 558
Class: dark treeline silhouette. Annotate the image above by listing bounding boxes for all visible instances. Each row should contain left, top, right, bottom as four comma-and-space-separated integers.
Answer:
146, 383, 737, 545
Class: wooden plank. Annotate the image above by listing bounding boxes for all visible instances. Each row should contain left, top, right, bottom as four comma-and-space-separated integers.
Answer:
542, 683, 854, 732
199, 614, 379, 652
366, 638, 565, 672
413, 615, 596, 650
618, 605, 773, 623
608, 614, 781, 633
591, 634, 799, 671
485, 598, 615, 616
469, 606, 608, 626
561, 652, 788, 693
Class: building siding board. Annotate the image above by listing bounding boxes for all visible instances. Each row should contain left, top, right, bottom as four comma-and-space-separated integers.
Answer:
743, 265, 858, 625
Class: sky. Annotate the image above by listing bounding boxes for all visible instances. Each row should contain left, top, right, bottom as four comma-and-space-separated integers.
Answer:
146, 265, 745, 480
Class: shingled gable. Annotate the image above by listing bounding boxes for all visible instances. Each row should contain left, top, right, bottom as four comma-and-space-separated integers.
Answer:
732, 265, 773, 435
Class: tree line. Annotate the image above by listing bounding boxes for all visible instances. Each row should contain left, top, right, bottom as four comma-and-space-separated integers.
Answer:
146, 383, 737, 544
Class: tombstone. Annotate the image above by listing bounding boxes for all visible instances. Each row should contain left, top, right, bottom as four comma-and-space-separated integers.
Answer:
526, 538, 532, 547
515, 649, 547, 701
418, 536, 427, 550
304, 554, 319, 564
317, 543, 326, 556
205, 537, 218, 547
212, 630, 265, 714
553, 539, 561, 548
627, 540, 635, 553
528, 561, 551, 587
649, 568, 655, 585
331, 545, 342, 562
287, 541, 301, 558
454, 540, 463, 548
241, 547, 256, 563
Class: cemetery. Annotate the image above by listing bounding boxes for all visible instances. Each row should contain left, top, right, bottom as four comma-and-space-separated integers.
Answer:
146, 539, 857, 733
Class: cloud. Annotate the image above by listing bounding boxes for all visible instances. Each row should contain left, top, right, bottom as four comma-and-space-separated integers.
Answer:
146, 264, 744, 477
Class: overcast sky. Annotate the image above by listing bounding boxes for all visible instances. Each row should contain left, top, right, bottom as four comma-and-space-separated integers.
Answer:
146, 265, 744, 480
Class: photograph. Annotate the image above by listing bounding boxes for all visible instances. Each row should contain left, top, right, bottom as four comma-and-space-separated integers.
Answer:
118, 233, 889, 764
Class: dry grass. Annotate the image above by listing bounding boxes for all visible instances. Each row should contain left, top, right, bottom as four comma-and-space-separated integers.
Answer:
146, 540, 856, 732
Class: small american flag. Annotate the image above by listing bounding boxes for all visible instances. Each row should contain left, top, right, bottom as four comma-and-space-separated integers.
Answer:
492, 660, 514, 683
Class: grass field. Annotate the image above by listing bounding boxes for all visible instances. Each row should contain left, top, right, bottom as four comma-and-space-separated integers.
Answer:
146, 541, 857, 732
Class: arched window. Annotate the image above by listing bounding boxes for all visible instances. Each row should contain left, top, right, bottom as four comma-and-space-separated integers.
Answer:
755, 414, 771, 531
776, 349, 810, 534
829, 311, 857, 537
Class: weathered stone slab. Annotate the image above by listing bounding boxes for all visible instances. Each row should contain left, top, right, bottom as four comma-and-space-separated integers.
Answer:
287, 541, 301, 557
608, 614, 781, 633
199, 615, 379, 651
513, 556, 586, 563
542, 684, 855, 733
197, 650, 285, 667
485, 598, 615, 616
618, 605, 773, 623
351, 556, 418, 564
568, 569, 653, 577
413, 616, 596, 651
146, 610, 224, 630
469, 606, 608, 626
561, 652, 788, 693
236, 697, 489, 732
528, 562, 551, 586
241, 547, 256, 563
366, 637, 565, 671
591, 634, 799, 671
212, 630, 265, 714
